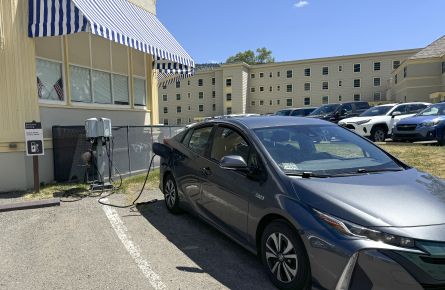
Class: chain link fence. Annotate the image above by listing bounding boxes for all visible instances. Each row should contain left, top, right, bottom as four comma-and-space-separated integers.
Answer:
52, 125, 184, 183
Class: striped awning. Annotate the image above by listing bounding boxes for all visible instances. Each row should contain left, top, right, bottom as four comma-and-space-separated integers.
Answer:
28, 0, 195, 86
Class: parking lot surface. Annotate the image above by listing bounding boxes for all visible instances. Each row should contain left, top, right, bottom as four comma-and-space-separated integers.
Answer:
0, 190, 275, 289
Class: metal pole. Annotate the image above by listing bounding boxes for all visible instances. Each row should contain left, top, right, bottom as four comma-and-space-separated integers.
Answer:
33, 155, 40, 193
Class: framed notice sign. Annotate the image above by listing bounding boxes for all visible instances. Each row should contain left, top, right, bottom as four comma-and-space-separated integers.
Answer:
25, 121, 44, 156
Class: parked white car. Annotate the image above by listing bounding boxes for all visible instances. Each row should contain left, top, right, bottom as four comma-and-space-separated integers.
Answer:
338, 102, 431, 141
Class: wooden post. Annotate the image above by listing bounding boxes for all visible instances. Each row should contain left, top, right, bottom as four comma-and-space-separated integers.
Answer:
33, 155, 40, 193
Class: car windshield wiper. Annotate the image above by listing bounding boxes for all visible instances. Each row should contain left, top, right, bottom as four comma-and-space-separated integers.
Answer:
355, 168, 404, 174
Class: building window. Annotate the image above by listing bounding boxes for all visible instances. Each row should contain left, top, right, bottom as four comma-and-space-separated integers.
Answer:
322, 66, 329, 75
212, 78, 215, 85
277, 71, 281, 77
176, 81, 180, 88
353, 94, 361, 101
227, 107, 232, 114
226, 78, 232, 87
226, 93, 232, 101
212, 91, 216, 98
286, 98, 293, 106
373, 92, 381, 101
269, 86, 273, 92
395, 74, 398, 84
199, 104, 204, 112
393, 60, 400, 70
251, 101, 255, 106
199, 92, 204, 99
374, 62, 381, 71
133, 77, 145, 106
338, 80, 343, 87
251, 73, 255, 79
277, 85, 281, 91
304, 68, 311, 76
286, 84, 293, 92
177, 106, 182, 113
286, 70, 293, 78
304, 82, 311, 91
260, 86, 264, 92
338, 65, 343, 72
163, 119, 169, 125
322, 82, 329, 90
260, 100, 264, 105
176, 93, 181, 100
212, 104, 216, 111
403, 67, 407, 78
353, 79, 361, 88
162, 94, 168, 101
322, 96, 329, 104
177, 118, 182, 125
304, 97, 310, 106
353, 63, 361, 73
251, 87, 256, 93
277, 100, 281, 105
198, 79, 203, 86
163, 107, 168, 114
338, 95, 342, 102
259, 72, 264, 78
36, 59, 65, 101
269, 72, 273, 78
374, 77, 381, 87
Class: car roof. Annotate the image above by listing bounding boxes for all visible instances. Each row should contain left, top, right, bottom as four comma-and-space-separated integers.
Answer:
207, 115, 333, 129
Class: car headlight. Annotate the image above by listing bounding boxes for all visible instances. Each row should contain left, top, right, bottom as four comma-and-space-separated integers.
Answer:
355, 119, 371, 125
419, 120, 440, 127
314, 209, 415, 248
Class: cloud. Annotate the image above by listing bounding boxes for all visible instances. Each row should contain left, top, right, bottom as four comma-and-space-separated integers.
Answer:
294, 0, 309, 8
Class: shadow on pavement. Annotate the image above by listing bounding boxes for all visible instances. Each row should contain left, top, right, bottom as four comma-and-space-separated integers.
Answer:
136, 201, 276, 290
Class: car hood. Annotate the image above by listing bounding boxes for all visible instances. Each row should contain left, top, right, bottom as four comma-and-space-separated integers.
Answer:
292, 169, 445, 227
397, 115, 445, 125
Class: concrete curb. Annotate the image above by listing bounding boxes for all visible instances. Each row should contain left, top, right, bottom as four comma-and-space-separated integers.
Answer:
0, 198, 60, 213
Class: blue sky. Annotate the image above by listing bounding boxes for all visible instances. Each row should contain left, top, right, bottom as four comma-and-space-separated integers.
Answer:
157, 0, 444, 64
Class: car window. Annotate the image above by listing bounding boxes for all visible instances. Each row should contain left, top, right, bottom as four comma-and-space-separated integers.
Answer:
187, 126, 213, 156
393, 105, 408, 114
211, 127, 250, 162
408, 104, 427, 114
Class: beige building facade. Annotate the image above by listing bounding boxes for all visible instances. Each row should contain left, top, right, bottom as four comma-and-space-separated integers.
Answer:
159, 49, 421, 124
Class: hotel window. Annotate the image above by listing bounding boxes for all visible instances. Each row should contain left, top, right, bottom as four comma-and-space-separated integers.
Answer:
212, 78, 216, 85
286, 70, 293, 78
163, 107, 168, 113
226, 93, 232, 101
198, 79, 203, 86
338, 95, 342, 102
304, 82, 311, 91
260, 86, 264, 92
373, 92, 381, 101
163, 119, 169, 125
251, 101, 255, 106
226, 78, 232, 87
176, 93, 181, 100
338, 65, 343, 72
177, 106, 182, 113
353, 63, 361, 73
177, 118, 182, 125
286, 98, 293, 106
277, 100, 281, 105
251, 73, 255, 79
338, 80, 343, 87
304, 68, 311, 76
322, 96, 329, 104
393, 60, 400, 70
251, 87, 256, 93
260, 100, 264, 105
403, 67, 407, 78
212, 104, 216, 111
304, 97, 310, 106
353, 79, 361, 88
353, 94, 361, 101
260, 72, 264, 78
227, 107, 232, 114
176, 81, 180, 88
162, 94, 168, 101
212, 91, 216, 98
199, 92, 204, 99
286, 84, 293, 92
374, 62, 381, 71
322, 82, 329, 90
199, 104, 204, 112
322, 66, 329, 75
374, 77, 381, 87
36, 59, 65, 101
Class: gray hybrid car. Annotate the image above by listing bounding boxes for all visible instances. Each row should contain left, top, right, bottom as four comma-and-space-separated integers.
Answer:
155, 116, 445, 290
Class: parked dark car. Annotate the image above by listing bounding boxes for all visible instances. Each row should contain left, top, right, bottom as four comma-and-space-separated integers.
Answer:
155, 116, 445, 290
308, 101, 370, 123
392, 102, 445, 145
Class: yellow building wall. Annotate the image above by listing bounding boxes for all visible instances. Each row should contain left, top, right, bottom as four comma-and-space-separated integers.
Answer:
0, 0, 39, 147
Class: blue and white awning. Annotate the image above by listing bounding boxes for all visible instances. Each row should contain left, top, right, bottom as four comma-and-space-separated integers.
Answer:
28, 0, 195, 86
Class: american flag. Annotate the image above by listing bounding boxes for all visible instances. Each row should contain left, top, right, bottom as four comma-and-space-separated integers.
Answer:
53, 78, 64, 101
37, 77, 44, 98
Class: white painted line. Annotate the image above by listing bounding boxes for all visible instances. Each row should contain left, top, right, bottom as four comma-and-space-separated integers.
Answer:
101, 199, 166, 290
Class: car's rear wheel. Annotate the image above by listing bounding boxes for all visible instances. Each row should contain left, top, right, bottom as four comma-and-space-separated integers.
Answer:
371, 126, 387, 142
261, 220, 310, 290
163, 175, 181, 214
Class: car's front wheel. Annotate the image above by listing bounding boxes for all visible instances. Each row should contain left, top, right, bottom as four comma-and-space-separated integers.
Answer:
163, 175, 181, 214
261, 220, 310, 290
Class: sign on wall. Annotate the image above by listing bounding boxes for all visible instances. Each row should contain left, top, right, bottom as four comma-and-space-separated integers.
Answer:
24, 121, 44, 156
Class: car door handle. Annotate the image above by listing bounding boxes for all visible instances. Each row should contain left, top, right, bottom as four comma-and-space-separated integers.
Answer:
201, 167, 212, 176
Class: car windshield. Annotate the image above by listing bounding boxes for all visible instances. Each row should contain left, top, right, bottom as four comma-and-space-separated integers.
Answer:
417, 103, 445, 116
254, 125, 403, 176
360, 106, 393, 117
310, 104, 340, 116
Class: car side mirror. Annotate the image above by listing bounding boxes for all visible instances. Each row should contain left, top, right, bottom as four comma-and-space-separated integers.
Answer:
391, 111, 402, 118
152, 142, 172, 159
220, 155, 248, 171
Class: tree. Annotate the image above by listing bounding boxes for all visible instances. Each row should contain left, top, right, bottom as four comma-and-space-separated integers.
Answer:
226, 48, 275, 65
